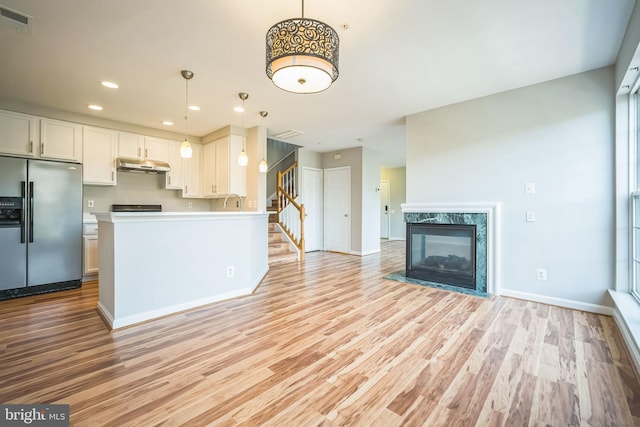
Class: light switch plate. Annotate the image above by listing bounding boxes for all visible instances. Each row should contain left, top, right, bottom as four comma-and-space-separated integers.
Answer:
526, 211, 535, 222
525, 182, 536, 194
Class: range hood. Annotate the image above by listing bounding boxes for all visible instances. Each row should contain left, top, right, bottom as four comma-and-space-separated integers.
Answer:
116, 158, 170, 173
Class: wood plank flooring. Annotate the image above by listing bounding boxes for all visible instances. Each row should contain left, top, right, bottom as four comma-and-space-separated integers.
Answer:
1, 240, 639, 426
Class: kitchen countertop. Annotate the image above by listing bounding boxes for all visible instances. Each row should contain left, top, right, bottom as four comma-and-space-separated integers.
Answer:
93, 211, 266, 223
83, 213, 97, 224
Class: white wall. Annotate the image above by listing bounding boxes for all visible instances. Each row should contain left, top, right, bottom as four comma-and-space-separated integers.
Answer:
406, 67, 614, 306
362, 148, 381, 255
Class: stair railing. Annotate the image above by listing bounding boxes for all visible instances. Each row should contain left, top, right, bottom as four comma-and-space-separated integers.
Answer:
277, 162, 305, 261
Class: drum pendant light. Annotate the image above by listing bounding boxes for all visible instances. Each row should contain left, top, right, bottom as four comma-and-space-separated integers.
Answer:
180, 70, 193, 158
265, 0, 339, 94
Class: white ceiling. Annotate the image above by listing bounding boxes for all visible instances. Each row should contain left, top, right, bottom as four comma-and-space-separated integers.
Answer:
0, 0, 634, 167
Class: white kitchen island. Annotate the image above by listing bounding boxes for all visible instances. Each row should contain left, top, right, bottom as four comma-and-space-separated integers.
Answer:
92, 211, 269, 329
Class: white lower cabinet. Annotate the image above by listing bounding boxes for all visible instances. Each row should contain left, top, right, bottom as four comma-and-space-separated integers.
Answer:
83, 223, 99, 276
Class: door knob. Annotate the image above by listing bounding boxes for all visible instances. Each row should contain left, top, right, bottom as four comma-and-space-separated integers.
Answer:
344, 214, 348, 217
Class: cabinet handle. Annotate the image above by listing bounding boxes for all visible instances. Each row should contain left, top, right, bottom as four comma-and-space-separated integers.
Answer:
145, 148, 148, 158
111, 171, 114, 181
185, 185, 188, 194
138, 147, 141, 157
28, 141, 33, 153
168, 175, 172, 185
40, 142, 44, 154
211, 185, 214, 193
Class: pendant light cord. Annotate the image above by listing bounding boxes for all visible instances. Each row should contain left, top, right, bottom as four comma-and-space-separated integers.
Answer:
301, 0, 304, 18
184, 77, 189, 140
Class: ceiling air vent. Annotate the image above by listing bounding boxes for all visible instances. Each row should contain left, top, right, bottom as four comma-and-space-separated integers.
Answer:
272, 129, 304, 139
0, 5, 32, 32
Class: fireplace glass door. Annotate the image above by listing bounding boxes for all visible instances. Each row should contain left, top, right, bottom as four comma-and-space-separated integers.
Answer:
406, 223, 476, 289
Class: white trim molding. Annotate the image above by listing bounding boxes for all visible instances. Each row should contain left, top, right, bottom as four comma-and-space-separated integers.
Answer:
401, 202, 501, 296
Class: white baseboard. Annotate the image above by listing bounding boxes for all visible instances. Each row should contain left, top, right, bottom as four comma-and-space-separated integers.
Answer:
350, 249, 381, 256
499, 288, 614, 315
99, 287, 254, 330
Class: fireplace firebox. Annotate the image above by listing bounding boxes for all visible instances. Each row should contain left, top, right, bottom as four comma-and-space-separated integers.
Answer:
406, 223, 477, 289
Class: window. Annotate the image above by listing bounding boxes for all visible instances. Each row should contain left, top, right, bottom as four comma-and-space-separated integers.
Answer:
631, 90, 640, 301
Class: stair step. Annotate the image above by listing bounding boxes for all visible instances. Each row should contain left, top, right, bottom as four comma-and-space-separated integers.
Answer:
269, 252, 298, 266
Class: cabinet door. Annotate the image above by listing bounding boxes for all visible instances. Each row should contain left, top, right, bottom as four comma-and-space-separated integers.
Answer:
83, 126, 117, 185
182, 143, 202, 198
83, 235, 99, 275
165, 140, 184, 190
144, 136, 169, 162
226, 135, 246, 196
40, 118, 82, 162
214, 137, 230, 196
0, 110, 37, 157
202, 141, 216, 197
118, 132, 144, 159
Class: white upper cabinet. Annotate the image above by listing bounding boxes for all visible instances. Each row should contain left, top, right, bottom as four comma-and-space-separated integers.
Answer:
205, 135, 246, 197
40, 118, 82, 162
143, 136, 169, 162
83, 126, 117, 185
117, 132, 144, 159
0, 110, 38, 157
182, 143, 202, 198
166, 140, 184, 190
202, 141, 217, 197
117, 132, 168, 163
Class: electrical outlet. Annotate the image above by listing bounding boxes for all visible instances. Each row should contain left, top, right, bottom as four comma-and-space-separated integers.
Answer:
188, 202, 193, 208
226, 266, 235, 277
526, 211, 536, 222
536, 268, 547, 281
525, 182, 536, 194
87, 200, 94, 208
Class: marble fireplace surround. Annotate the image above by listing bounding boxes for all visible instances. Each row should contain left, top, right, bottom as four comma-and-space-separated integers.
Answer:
401, 203, 501, 296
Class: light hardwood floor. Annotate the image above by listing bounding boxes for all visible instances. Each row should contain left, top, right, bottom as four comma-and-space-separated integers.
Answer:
1, 240, 639, 426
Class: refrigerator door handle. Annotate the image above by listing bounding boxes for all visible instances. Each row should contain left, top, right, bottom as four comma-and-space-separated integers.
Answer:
20, 181, 26, 244
29, 181, 34, 243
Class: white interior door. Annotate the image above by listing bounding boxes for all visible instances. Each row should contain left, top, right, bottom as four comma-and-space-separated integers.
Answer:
302, 167, 323, 252
324, 167, 350, 253
380, 180, 390, 239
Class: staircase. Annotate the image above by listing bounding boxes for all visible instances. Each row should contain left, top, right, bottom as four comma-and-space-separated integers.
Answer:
268, 222, 298, 266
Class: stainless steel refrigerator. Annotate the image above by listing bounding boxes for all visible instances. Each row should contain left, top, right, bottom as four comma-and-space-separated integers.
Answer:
0, 156, 82, 298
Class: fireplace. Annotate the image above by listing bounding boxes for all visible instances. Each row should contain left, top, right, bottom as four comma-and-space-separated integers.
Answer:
401, 205, 500, 296
406, 223, 477, 289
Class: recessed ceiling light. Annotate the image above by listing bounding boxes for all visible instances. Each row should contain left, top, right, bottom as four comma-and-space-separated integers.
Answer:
162, 121, 174, 126
101, 81, 119, 89
233, 106, 244, 113
188, 105, 200, 111
88, 104, 103, 111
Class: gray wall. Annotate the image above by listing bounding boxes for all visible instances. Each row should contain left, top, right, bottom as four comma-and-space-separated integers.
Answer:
406, 67, 614, 306
380, 167, 406, 240
321, 146, 381, 255
84, 171, 210, 214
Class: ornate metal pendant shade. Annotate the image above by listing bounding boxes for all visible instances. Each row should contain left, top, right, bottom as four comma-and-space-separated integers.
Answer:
266, 0, 339, 94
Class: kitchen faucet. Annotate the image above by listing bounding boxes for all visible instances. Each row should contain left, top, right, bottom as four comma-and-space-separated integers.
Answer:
223, 193, 244, 211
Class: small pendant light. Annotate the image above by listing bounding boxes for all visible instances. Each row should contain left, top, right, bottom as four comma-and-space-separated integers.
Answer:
237, 92, 249, 166
258, 110, 269, 173
180, 70, 193, 159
